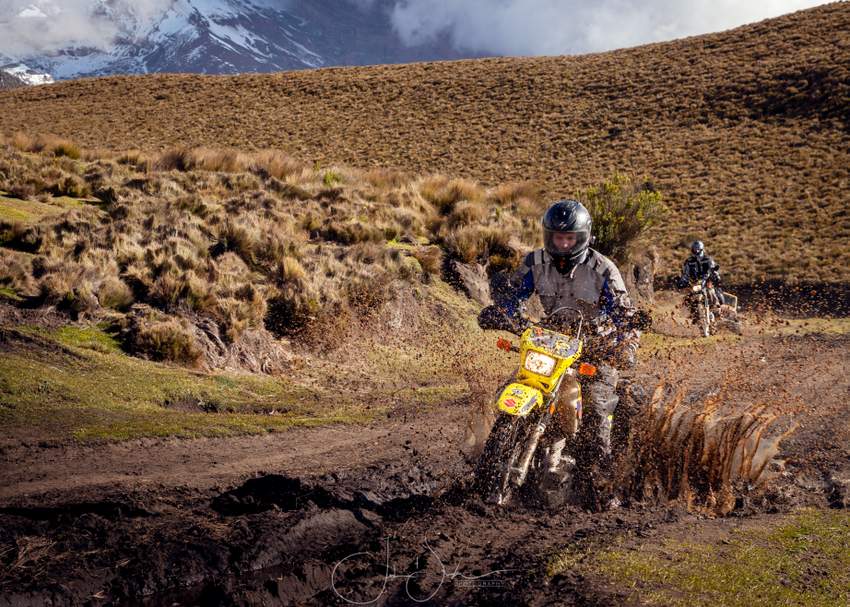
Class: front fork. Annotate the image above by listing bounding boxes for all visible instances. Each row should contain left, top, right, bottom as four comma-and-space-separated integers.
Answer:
508, 409, 552, 488
508, 371, 573, 488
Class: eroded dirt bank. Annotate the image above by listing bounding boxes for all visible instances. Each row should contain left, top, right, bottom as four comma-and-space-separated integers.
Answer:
1, 330, 848, 606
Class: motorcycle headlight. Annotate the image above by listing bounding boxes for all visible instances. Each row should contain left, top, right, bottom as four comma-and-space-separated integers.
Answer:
692, 284, 702, 292
524, 350, 556, 376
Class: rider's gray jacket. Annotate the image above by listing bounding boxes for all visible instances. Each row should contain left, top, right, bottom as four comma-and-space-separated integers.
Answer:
508, 248, 632, 319
505, 248, 639, 358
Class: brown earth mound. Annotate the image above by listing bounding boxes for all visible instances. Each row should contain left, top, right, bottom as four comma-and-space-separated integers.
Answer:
0, 3, 848, 283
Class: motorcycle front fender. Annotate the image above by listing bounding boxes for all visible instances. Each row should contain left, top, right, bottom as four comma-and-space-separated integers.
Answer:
496, 383, 544, 417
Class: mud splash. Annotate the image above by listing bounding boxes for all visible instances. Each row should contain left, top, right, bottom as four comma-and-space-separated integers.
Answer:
616, 382, 798, 514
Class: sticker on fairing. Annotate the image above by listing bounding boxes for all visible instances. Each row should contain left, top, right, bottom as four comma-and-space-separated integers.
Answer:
497, 384, 543, 416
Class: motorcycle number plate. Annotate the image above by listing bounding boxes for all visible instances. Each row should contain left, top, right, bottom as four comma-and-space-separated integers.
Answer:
496, 383, 543, 417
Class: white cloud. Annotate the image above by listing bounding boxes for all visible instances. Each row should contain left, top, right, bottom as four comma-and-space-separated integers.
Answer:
0, 0, 833, 60
0, 0, 173, 57
388, 0, 832, 55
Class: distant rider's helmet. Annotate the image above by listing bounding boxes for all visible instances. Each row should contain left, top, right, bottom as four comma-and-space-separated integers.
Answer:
691, 240, 705, 258
542, 199, 593, 271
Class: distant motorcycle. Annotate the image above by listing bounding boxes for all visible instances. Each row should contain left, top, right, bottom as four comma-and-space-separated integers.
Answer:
684, 278, 739, 337
689, 277, 718, 337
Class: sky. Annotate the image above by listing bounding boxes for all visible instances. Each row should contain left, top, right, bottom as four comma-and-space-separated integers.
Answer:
0, 0, 833, 59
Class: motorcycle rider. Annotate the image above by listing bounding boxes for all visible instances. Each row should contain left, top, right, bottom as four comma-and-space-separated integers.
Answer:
479, 199, 643, 500
677, 240, 726, 308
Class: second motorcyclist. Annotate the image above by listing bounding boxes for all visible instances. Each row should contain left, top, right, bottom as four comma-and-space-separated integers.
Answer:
479, 199, 644, 501
676, 240, 726, 320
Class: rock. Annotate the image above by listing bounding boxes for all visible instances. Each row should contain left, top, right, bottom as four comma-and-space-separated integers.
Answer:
828, 474, 850, 508
452, 261, 492, 306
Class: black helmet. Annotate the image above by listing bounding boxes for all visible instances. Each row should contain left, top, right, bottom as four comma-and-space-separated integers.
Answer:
691, 240, 705, 257
542, 199, 592, 267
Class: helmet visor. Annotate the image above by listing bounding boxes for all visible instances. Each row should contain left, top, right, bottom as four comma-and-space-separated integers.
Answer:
544, 228, 590, 257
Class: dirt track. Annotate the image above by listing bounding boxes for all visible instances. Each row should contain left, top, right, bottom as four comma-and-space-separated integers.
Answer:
1, 328, 848, 606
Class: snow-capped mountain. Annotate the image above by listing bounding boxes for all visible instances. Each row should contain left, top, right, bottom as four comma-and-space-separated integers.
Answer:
2, 0, 476, 82
0, 71, 25, 89
0, 63, 55, 86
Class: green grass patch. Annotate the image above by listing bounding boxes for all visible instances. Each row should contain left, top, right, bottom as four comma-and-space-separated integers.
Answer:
0, 195, 66, 223
0, 194, 89, 225
386, 238, 417, 251
0, 326, 376, 443
391, 383, 469, 406
639, 331, 743, 357
557, 509, 850, 607
769, 317, 850, 336
0, 286, 22, 301
52, 324, 123, 353
50, 195, 91, 209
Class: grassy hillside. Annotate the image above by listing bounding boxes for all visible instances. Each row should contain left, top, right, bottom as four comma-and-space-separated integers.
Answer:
0, 138, 519, 442
0, 4, 847, 284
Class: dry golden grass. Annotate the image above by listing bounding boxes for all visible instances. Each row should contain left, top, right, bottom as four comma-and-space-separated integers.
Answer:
0, 136, 545, 362
1, 4, 847, 283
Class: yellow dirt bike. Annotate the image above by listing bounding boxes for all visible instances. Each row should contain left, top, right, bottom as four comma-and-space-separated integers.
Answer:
475, 306, 599, 506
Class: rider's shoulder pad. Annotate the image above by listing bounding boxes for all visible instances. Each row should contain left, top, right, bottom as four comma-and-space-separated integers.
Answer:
525, 249, 544, 267
586, 249, 621, 277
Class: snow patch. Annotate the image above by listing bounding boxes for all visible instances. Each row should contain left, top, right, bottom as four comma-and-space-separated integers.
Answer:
18, 4, 48, 19
1, 63, 55, 85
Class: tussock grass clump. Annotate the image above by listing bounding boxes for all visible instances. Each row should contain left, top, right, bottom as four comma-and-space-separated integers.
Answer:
0, 144, 93, 201
363, 167, 409, 190
322, 169, 343, 187
578, 174, 666, 263
11, 132, 82, 159
443, 224, 519, 269
412, 245, 443, 276
0, 221, 41, 253
252, 150, 304, 180
488, 180, 545, 208
0, 134, 670, 368
97, 276, 134, 311
0, 251, 36, 298
419, 176, 484, 215
127, 312, 203, 365
116, 150, 153, 172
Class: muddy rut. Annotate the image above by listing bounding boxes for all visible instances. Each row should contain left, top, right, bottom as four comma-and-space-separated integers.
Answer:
1, 332, 848, 606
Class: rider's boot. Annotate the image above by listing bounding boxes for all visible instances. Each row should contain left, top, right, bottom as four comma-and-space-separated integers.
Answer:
541, 437, 574, 508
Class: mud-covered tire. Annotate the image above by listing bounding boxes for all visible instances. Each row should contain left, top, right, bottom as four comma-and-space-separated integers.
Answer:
473, 415, 529, 504
702, 302, 712, 337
